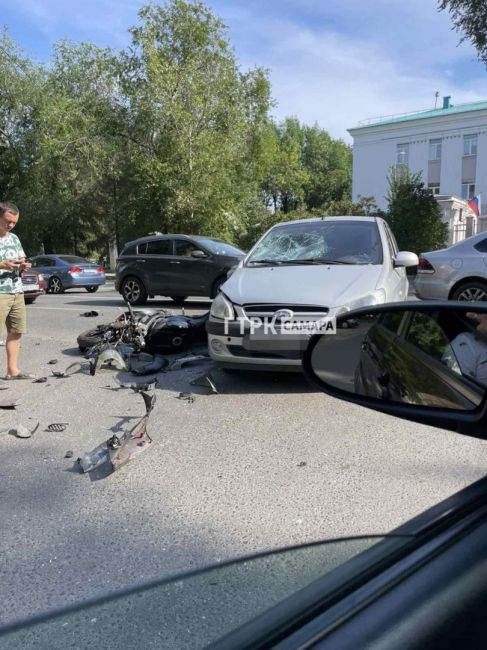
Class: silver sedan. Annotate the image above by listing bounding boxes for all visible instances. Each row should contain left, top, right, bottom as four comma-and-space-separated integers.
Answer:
415, 232, 487, 301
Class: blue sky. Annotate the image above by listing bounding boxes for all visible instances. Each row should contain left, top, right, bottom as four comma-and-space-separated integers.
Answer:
2, 0, 486, 141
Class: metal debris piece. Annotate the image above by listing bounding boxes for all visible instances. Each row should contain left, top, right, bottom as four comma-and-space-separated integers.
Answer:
177, 392, 195, 403
64, 450, 74, 459
168, 354, 210, 371
0, 398, 20, 409
33, 377, 48, 383
190, 373, 219, 394
131, 354, 168, 376
297, 461, 307, 468
46, 423, 68, 432
81, 310, 99, 317
47, 359, 58, 365
52, 362, 84, 378
90, 345, 128, 376
78, 391, 156, 474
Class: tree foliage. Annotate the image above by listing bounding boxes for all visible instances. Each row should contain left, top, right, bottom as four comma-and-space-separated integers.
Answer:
385, 167, 448, 254
439, 1, 487, 66
0, 1, 353, 259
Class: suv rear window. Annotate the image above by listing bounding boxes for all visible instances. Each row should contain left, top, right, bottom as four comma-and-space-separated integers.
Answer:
122, 244, 137, 255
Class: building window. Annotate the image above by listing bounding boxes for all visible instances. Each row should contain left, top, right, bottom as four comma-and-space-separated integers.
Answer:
463, 134, 478, 156
429, 139, 442, 161
428, 183, 440, 196
396, 143, 409, 166
462, 182, 475, 200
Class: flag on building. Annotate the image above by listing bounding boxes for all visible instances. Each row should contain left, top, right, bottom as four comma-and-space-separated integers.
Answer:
468, 195, 481, 217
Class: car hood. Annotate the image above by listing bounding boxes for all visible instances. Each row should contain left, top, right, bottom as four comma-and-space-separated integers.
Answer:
221, 264, 384, 308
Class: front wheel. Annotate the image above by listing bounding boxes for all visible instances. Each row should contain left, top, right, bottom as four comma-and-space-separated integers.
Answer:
77, 326, 109, 352
451, 281, 487, 302
86, 286, 99, 293
48, 277, 64, 294
121, 277, 147, 305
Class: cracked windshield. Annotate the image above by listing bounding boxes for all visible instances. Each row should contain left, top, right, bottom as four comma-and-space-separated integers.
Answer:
0, 0, 486, 649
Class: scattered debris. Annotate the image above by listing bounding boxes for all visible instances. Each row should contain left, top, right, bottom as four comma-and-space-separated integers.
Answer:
177, 391, 195, 403
190, 373, 219, 394
89, 345, 127, 375
131, 354, 168, 376
12, 422, 39, 438
297, 461, 307, 468
52, 362, 84, 378
47, 359, 58, 365
46, 423, 68, 432
168, 354, 210, 371
81, 310, 99, 317
0, 398, 20, 409
78, 391, 156, 474
33, 377, 48, 383
64, 450, 74, 459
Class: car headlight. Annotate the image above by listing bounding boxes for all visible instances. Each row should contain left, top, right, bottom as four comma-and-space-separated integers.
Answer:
37, 274, 44, 281
333, 289, 386, 317
210, 292, 235, 320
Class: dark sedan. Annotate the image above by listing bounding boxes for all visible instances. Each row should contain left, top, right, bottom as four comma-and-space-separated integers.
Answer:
30, 255, 106, 294
115, 234, 245, 305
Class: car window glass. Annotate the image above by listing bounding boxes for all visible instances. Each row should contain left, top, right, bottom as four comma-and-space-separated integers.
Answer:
404, 312, 461, 374
247, 221, 383, 265
196, 238, 244, 256
58, 256, 89, 264
123, 244, 137, 255
175, 240, 201, 257
378, 311, 403, 333
473, 238, 487, 253
31, 258, 45, 268
146, 240, 172, 255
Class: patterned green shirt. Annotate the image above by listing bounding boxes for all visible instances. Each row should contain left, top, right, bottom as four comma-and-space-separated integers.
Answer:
0, 233, 26, 294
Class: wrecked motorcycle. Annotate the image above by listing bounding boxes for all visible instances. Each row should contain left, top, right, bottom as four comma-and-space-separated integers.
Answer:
77, 302, 209, 355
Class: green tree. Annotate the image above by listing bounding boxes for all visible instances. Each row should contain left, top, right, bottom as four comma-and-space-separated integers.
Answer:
121, 0, 272, 239
385, 167, 448, 254
439, 1, 487, 66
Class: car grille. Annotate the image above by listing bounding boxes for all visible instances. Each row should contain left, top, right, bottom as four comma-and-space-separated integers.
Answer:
228, 345, 303, 360
241, 304, 329, 320
22, 275, 37, 284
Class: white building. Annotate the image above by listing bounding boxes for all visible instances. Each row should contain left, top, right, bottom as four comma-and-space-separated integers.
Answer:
348, 98, 487, 236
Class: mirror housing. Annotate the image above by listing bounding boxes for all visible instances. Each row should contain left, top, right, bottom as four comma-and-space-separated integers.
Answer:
303, 302, 487, 438
394, 251, 419, 268
191, 250, 209, 259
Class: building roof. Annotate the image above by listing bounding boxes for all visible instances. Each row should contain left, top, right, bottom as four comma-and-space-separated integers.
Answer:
350, 100, 487, 131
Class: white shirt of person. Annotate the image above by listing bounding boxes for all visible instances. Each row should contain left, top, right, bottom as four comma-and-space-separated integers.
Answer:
450, 332, 487, 386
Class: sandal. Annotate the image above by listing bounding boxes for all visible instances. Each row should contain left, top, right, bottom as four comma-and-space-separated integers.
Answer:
4, 372, 36, 380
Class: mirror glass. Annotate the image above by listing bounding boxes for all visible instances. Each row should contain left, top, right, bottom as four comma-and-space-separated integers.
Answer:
309, 307, 487, 411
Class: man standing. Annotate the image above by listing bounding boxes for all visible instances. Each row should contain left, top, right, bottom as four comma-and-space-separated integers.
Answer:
0, 201, 34, 386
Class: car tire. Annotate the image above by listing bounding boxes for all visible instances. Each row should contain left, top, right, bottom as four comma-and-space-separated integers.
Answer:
451, 281, 487, 302
86, 286, 99, 293
24, 296, 36, 305
121, 276, 148, 305
170, 296, 188, 303
48, 277, 64, 294
211, 277, 226, 298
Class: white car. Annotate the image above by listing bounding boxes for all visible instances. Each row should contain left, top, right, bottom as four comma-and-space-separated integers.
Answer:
415, 231, 487, 301
207, 216, 418, 370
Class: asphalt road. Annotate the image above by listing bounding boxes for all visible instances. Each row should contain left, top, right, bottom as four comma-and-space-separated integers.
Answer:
0, 285, 486, 642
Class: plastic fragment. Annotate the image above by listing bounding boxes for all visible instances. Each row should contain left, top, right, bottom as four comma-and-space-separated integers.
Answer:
47, 359, 58, 365
81, 311, 99, 317
0, 398, 20, 409
131, 355, 168, 376
46, 423, 68, 432
168, 355, 210, 371
177, 392, 195, 403
90, 346, 128, 375
12, 422, 38, 438
190, 374, 219, 394
33, 377, 47, 383
64, 450, 74, 459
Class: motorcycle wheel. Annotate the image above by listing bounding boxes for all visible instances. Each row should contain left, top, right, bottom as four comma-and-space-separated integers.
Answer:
77, 326, 111, 352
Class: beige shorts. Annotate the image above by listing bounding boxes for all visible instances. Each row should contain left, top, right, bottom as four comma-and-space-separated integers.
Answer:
0, 293, 27, 334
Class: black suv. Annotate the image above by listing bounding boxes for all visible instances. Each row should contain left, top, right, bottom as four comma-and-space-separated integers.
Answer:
115, 234, 245, 304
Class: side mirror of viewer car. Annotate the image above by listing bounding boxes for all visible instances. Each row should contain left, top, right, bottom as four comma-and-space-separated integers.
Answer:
303, 302, 487, 439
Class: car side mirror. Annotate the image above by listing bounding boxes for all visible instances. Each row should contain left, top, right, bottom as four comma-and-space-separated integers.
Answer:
394, 251, 419, 268
191, 250, 209, 259
303, 303, 487, 438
